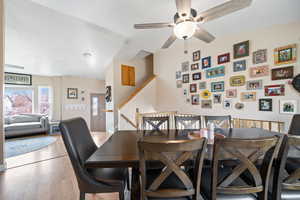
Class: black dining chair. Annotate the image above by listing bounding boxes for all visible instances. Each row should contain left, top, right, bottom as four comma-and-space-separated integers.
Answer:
272, 135, 300, 200
59, 117, 128, 200
142, 116, 170, 132
138, 138, 207, 200
201, 136, 280, 200
175, 115, 202, 131
204, 115, 233, 129
288, 114, 300, 135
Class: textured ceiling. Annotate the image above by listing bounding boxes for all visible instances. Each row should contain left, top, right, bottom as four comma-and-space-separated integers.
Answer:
5, 0, 300, 79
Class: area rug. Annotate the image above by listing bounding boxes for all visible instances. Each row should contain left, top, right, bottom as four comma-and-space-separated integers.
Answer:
5, 136, 57, 158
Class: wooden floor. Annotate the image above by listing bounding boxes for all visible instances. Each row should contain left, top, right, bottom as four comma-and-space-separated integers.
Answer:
0, 132, 126, 200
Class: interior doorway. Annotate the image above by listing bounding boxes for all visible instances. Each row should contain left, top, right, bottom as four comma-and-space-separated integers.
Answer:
90, 93, 106, 132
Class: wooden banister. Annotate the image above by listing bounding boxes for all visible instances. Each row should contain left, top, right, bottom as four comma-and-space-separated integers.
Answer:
120, 113, 137, 129
118, 75, 156, 109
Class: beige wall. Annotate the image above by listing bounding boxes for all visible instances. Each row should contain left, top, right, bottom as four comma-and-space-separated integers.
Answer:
0, 0, 4, 168
154, 21, 300, 132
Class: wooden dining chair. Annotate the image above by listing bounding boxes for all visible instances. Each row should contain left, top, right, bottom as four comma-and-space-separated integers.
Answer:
272, 135, 300, 200
142, 116, 170, 132
138, 138, 207, 200
201, 136, 280, 200
288, 114, 300, 135
175, 115, 202, 131
204, 115, 233, 129
59, 117, 128, 200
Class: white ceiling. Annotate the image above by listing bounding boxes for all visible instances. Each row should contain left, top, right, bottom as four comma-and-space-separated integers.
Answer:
5, 0, 300, 79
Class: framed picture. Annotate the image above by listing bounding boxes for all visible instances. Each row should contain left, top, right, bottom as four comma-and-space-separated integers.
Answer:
259, 99, 272, 111
193, 50, 201, 61
233, 40, 249, 59
191, 94, 200, 105
280, 100, 297, 114
190, 83, 197, 93
176, 80, 182, 88
274, 44, 297, 65
213, 94, 222, 104
175, 71, 182, 79
230, 75, 246, 86
241, 92, 256, 102
253, 49, 267, 64
249, 65, 269, 78
264, 84, 285, 96
226, 89, 237, 98
246, 80, 263, 90
292, 74, 300, 93
233, 60, 246, 72
235, 102, 244, 110
67, 88, 78, 99
192, 72, 201, 80
206, 66, 225, 79
201, 90, 211, 99
211, 81, 225, 92
271, 66, 294, 80
182, 74, 189, 83
202, 56, 211, 69
199, 82, 206, 90
183, 88, 188, 96
182, 61, 189, 72
223, 99, 232, 109
4, 72, 32, 86
191, 63, 199, 71
105, 86, 112, 102
201, 100, 212, 109
218, 53, 230, 64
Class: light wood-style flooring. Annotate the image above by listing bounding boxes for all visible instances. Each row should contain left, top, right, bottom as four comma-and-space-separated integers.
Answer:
0, 132, 124, 200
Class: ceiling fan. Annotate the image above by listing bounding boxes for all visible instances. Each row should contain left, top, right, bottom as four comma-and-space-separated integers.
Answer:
134, 0, 252, 49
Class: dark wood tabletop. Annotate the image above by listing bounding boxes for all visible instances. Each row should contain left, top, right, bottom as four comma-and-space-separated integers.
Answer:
85, 128, 284, 168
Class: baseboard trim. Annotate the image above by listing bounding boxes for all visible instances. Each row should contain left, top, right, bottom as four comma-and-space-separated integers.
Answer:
0, 162, 7, 172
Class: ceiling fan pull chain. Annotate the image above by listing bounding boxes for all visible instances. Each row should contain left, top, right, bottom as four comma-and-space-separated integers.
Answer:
184, 39, 188, 54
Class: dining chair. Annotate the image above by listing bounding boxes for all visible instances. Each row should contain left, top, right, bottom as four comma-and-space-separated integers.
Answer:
204, 115, 233, 129
272, 135, 300, 200
288, 114, 300, 135
59, 117, 128, 200
142, 116, 170, 132
201, 136, 280, 200
175, 115, 202, 131
138, 138, 208, 200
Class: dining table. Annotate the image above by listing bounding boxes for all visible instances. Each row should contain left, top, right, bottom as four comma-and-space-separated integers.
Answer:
84, 128, 293, 199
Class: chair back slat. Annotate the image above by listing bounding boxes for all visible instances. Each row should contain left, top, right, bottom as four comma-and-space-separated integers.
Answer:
138, 138, 207, 200
142, 116, 169, 131
175, 115, 201, 130
211, 137, 279, 200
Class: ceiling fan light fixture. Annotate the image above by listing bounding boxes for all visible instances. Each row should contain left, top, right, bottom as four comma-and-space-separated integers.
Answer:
173, 21, 196, 40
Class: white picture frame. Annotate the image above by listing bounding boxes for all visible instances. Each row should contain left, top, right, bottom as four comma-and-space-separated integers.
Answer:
279, 100, 297, 114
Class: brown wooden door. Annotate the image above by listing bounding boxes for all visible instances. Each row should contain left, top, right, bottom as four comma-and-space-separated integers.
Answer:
90, 93, 106, 132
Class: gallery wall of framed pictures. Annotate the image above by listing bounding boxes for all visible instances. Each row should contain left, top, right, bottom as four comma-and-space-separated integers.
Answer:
172, 31, 299, 117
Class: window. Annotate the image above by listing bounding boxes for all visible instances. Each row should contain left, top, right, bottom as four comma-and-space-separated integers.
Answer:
38, 86, 52, 116
4, 87, 34, 116
121, 65, 135, 86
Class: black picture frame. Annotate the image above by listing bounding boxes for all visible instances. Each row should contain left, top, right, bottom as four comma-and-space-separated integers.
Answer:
182, 74, 190, 83
193, 50, 201, 61
105, 86, 112, 102
67, 88, 78, 99
202, 56, 211, 69
4, 72, 32, 86
292, 74, 300, 93
192, 72, 201, 80
233, 40, 250, 59
259, 98, 273, 111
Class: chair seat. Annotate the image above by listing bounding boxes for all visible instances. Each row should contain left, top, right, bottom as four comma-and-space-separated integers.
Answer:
87, 167, 127, 186
201, 168, 257, 200
281, 189, 300, 200
146, 169, 192, 200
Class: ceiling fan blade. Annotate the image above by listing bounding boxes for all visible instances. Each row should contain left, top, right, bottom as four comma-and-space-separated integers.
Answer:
194, 26, 215, 43
162, 34, 177, 49
175, 0, 191, 18
196, 0, 252, 23
134, 23, 173, 29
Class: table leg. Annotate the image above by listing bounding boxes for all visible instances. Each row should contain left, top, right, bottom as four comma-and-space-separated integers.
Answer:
131, 167, 140, 200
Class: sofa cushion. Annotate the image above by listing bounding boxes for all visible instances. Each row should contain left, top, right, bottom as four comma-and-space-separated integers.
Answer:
5, 122, 42, 131
9, 115, 41, 124
4, 117, 10, 125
